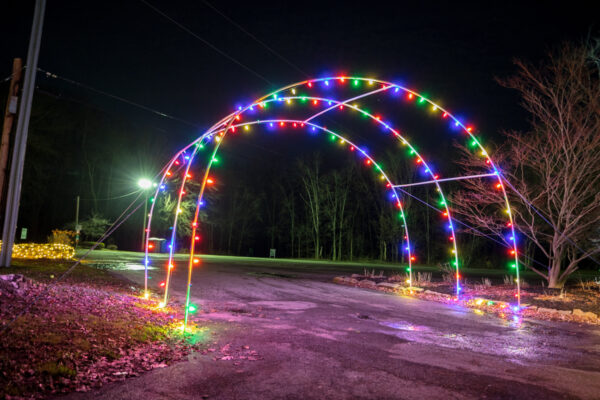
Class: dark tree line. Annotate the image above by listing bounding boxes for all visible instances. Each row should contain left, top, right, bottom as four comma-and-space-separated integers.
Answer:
0, 85, 178, 247
191, 150, 464, 264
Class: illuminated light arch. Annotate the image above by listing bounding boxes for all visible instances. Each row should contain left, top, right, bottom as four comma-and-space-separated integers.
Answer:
179, 119, 416, 326
157, 107, 450, 306
226, 94, 460, 292
143, 76, 521, 326
269, 94, 461, 295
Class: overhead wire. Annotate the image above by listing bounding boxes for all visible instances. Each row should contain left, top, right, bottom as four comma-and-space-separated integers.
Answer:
1, 66, 26, 84
137, 0, 273, 85
37, 67, 200, 128
77, 188, 144, 201
200, 0, 309, 77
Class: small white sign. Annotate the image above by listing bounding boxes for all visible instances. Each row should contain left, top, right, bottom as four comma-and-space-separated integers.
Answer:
20, 227, 27, 240
8, 96, 18, 114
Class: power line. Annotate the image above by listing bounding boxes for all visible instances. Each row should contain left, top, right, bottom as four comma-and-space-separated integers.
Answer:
1, 66, 26, 84
78, 189, 143, 201
200, 0, 308, 78
37, 68, 200, 128
138, 0, 273, 85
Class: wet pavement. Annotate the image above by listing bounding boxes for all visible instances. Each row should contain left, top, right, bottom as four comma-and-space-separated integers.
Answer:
65, 253, 600, 399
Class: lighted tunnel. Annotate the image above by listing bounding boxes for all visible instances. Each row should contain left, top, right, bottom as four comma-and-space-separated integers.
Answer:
141, 76, 521, 327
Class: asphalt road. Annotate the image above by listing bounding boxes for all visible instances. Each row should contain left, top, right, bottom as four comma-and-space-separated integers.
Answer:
65, 252, 600, 399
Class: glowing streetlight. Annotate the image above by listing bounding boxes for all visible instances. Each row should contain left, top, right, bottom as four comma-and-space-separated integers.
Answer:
138, 178, 153, 190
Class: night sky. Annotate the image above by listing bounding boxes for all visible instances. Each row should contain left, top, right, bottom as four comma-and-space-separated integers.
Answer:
2, 1, 598, 139
0, 0, 598, 249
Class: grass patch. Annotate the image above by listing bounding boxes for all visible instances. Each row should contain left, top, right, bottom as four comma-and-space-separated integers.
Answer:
0, 271, 213, 398
2, 258, 137, 291
38, 362, 77, 378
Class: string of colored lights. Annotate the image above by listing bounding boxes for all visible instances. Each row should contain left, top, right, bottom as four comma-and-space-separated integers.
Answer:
179, 118, 412, 332
293, 77, 517, 303
177, 116, 505, 328
256, 77, 518, 304
291, 76, 519, 305
142, 133, 218, 299
222, 92, 459, 295
143, 75, 521, 323
183, 121, 231, 331
160, 88, 502, 304
141, 114, 232, 298
182, 87, 507, 300
159, 145, 203, 308
161, 90, 419, 311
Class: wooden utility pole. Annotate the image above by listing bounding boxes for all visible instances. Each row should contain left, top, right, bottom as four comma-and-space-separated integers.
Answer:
0, 58, 23, 207
0, 0, 46, 267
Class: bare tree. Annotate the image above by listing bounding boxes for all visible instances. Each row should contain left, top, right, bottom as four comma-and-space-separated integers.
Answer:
298, 155, 322, 259
323, 170, 350, 261
278, 180, 297, 257
452, 41, 600, 288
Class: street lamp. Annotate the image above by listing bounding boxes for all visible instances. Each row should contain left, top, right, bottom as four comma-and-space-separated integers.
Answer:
138, 178, 153, 252
138, 178, 152, 190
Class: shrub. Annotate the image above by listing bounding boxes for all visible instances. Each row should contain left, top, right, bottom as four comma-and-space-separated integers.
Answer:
48, 229, 75, 246
106, 244, 118, 251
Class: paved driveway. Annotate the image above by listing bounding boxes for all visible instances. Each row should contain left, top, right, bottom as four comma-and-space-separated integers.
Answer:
65, 253, 600, 399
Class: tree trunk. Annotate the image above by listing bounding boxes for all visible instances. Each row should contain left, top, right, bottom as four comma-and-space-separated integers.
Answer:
331, 212, 337, 261
426, 188, 430, 265
548, 257, 565, 288
349, 229, 353, 261
290, 205, 294, 257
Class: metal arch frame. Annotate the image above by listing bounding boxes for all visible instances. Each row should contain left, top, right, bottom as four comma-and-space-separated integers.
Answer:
182, 118, 414, 327
157, 95, 450, 306
231, 93, 461, 295
143, 75, 521, 321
